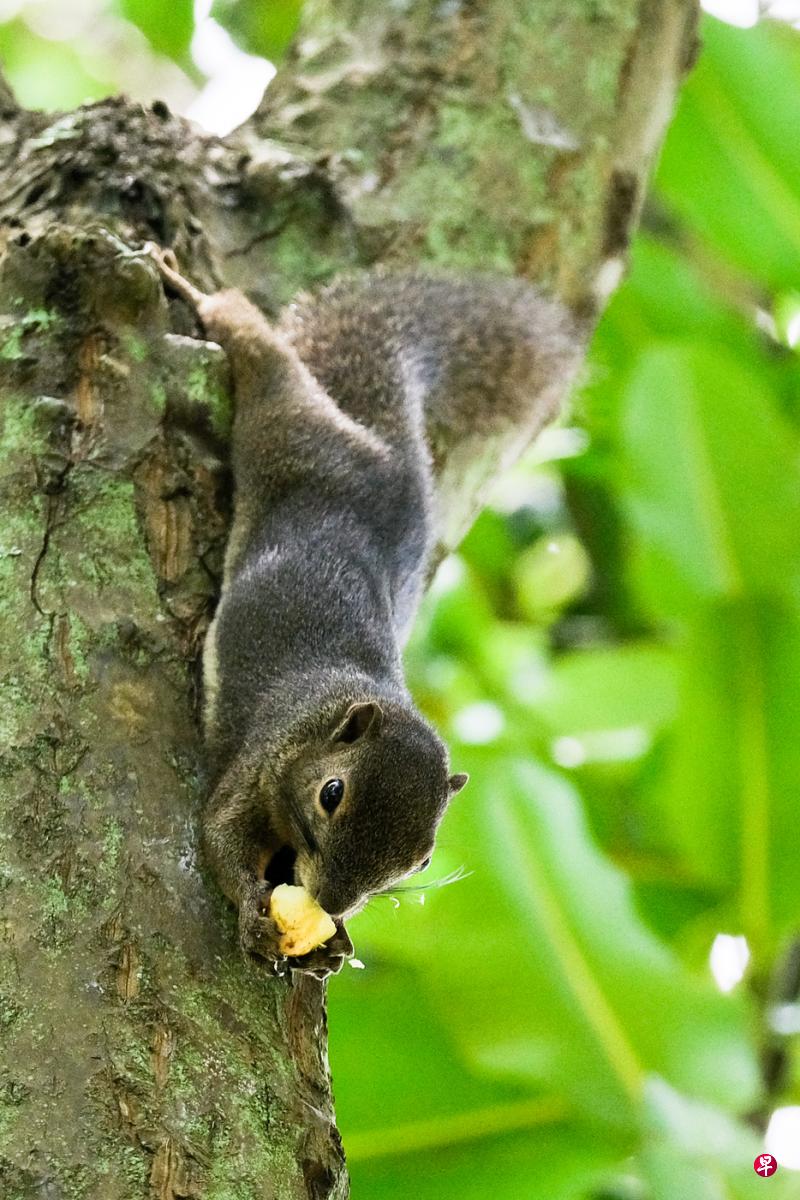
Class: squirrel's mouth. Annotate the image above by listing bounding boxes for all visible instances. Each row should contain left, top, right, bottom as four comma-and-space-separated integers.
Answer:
264, 844, 297, 887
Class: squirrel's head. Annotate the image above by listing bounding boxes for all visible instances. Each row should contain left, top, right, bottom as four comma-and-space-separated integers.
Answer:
274, 699, 467, 918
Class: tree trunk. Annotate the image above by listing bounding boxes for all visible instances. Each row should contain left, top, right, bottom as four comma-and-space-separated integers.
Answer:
0, 2, 697, 1195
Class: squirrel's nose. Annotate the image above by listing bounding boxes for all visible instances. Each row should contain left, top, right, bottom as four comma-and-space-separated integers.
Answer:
315, 887, 343, 919
315, 883, 358, 920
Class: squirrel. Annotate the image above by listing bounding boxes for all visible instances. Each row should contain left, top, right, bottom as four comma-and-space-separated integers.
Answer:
148, 247, 581, 978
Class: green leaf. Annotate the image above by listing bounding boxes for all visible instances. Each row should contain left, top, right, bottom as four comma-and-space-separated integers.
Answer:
211, 0, 303, 61
118, 0, 195, 61
656, 600, 800, 949
657, 17, 800, 291
527, 642, 678, 737
330, 961, 632, 1200
459, 508, 520, 590
346, 759, 760, 1129
348, 1123, 630, 1200
0, 21, 113, 110
618, 343, 800, 618
513, 533, 591, 622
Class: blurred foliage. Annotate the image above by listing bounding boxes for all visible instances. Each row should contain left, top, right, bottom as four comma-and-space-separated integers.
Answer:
2, 2, 800, 1196
329, 15, 800, 1200
0, 0, 296, 128
211, 0, 302, 61
118, 0, 194, 63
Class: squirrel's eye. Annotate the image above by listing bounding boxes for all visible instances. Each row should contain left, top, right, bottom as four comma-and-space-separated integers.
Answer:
319, 778, 345, 815
416, 856, 432, 874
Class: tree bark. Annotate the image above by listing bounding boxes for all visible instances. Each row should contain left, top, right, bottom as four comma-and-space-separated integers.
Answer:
0, 2, 697, 1196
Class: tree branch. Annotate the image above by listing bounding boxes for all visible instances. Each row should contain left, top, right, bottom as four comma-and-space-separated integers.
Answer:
251, 0, 698, 308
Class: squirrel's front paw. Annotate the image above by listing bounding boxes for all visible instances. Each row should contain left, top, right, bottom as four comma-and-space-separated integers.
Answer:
287, 922, 354, 981
239, 887, 287, 975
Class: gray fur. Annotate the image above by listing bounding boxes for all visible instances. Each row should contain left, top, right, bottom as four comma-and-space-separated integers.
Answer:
153, 259, 581, 977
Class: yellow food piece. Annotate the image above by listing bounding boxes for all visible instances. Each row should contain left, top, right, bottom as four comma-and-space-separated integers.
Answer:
269, 884, 336, 957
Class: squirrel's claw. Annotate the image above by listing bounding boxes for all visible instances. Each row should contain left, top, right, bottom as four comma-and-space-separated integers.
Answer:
238, 886, 287, 973
240, 915, 285, 967
286, 921, 354, 980
239, 894, 352, 980
144, 241, 207, 309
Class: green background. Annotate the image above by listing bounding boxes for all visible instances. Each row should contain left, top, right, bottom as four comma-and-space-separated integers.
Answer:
3, 3, 800, 1195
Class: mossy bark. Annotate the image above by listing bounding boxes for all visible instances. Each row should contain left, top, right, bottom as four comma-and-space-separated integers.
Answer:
0, 2, 697, 1196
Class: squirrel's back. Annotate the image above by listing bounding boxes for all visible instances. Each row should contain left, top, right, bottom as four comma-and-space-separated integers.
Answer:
205, 270, 581, 767
280, 270, 581, 549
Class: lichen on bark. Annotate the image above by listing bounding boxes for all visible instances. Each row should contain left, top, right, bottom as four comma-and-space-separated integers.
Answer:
0, 227, 344, 1198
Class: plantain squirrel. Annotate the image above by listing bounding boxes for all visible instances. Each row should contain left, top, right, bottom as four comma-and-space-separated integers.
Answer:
149, 247, 581, 978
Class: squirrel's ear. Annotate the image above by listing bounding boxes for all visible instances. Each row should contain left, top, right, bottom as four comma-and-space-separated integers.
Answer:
448, 772, 469, 796
334, 701, 383, 744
